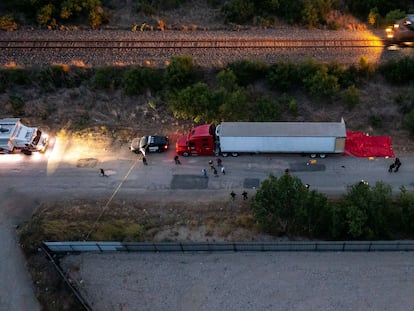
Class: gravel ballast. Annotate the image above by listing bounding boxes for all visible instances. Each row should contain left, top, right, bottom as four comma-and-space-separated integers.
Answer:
62, 251, 414, 311
2, 29, 414, 67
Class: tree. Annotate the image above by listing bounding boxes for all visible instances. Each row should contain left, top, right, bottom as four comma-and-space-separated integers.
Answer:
163, 56, 196, 90
250, 173, 310, 234
341, 181, 393, 239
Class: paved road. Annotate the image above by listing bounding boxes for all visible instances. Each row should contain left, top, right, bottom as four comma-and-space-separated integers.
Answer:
0, 137, 413, 309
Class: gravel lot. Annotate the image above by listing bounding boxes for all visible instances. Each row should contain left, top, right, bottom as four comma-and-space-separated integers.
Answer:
62, 251, 414, 311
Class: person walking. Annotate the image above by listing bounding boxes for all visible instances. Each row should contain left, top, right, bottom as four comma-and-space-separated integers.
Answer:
216, 158, 222, 167
230, 191, 236, 201
388, 163, 395, 172
221, 166, 226, 175
213, 167, 218, 177
142, 157, 148, 165
174, 155, 181, 165
99, 168, 107, 177
202, 168, 207, 178
394, 158, 401, 172
242, 191, 248, 200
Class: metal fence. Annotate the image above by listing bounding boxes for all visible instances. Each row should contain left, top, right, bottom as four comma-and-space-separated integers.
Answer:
44, 240, 414, 253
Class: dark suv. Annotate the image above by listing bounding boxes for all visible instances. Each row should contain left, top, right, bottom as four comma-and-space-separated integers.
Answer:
386, 14, 414, 45
130, 135, 169, 155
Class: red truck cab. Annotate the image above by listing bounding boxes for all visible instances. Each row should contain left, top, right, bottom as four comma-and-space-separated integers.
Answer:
176, 124, 216, 156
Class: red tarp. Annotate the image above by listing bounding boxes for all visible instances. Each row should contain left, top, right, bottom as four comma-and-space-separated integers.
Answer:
344, 131, 395, 158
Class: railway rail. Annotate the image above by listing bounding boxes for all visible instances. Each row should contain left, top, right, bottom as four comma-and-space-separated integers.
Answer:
0, 39, 386, 49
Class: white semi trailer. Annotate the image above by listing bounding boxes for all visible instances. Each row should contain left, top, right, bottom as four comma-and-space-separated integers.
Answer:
0, 118, 49, 154
215, 119, 346, 157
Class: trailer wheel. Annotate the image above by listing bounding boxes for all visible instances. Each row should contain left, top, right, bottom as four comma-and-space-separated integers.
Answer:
310, 154, 317, 158
221, 152, 229, 157
319, 154, 326, 158
182, 152, 189, 157
231, 152, 239, 157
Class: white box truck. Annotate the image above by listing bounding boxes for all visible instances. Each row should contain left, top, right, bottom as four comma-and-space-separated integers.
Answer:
0, 118, 49, 154
215, 119, 346, 157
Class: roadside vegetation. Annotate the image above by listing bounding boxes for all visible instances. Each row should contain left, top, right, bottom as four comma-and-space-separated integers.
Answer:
2, 56, 414, 133
0, 0, 413, 30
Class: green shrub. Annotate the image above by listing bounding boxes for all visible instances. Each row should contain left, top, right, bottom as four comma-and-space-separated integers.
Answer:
8, 68, 32, 86
94, 66, 123, 90
9, 95, 25, 116
369, 114, 383, 128
216, 68, 238, 91
384, 9, 406, 25
303, 67, 339, 100
218, 87, 249, 121
280, 93, 298, 115
253, 96, 280, 121
379, 57, 414, 85
227, 59, 267, 87
168, 82, 217, 122
123, 67, 163, 95
341, 85, 360, 109
223, 0, 255, 24
395, 89, 414, 114
357, 56, 376, 79
397, 187, 414, 235
266, 61, 300, 91
163, 56, 196, 90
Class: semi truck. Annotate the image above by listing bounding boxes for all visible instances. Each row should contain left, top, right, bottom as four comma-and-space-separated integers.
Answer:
0, 118, 49, 154
176, 119, 346, 157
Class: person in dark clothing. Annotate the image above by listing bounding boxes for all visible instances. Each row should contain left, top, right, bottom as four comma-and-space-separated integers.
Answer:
142, 157, 148, 165
213, 167, 218, 177
230, 191, 236, 201
394, 158, 401, 172
242, 191, 248, 200
174, 155, 181, 165
99, 168, 107, 177
388, 163, 395, 172
217, 158, 222, 167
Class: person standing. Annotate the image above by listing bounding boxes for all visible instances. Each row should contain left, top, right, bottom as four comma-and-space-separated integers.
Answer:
142, 157, 148, 165
217, 158, 222, 167
174, 155, 181, 165
242, 191, 248, 200
202, 168, 207, 178
394, 158, 401, 172
99, 168, 107, 177
221, 166, 226, 175
230, 191, 236, 201
213, 167, 218, 177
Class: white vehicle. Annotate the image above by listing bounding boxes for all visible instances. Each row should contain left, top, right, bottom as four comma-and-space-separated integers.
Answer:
215, 118, 346, 158
0, 118, 49, 154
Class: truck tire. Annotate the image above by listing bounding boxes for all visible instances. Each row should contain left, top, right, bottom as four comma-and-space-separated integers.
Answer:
182, 152, 189, 157
22, 149, 32, 155
221, 152, 229, 157
231, 152, 239, 157
310, 154, 317, 158
319, 154, 326, 158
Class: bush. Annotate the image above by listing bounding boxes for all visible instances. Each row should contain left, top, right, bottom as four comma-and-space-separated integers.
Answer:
93, 66, 123, 90
216, 68, 238, 91
168, 82, 217, 122
253, 96, 280, 121
223, 0, 255, 24
123, 67, 163, 95
341, 85, 360, 109
379, 57, 414, 85
9, 95, 25, 116
251, 172, 331, 236
266, 61, 300, 91
163, 56, 196, 90
0, 14, 18, 31
227, 59, 267, 87
384, 9, 406, 25
303, 67, 339, 100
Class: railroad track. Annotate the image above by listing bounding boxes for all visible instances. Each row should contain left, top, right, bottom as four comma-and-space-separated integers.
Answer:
0, 39, 386, 49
